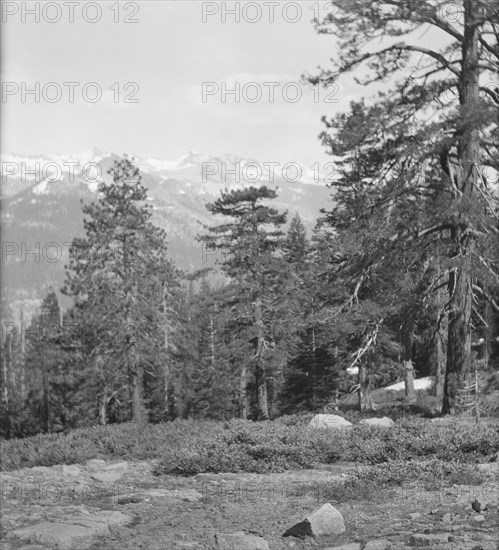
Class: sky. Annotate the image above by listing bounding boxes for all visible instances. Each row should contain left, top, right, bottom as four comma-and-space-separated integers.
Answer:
1, 0, 453, 166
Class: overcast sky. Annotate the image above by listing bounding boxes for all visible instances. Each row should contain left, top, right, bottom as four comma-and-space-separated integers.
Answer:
1, 1, 448, 165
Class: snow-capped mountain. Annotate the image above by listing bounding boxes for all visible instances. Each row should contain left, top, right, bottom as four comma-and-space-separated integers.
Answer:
1, 149, 333, 320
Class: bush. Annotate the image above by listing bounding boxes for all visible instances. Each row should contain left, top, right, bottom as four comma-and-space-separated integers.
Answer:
153, 420, 319, 476
2, 414, 498, 475
318, 457, 488, 503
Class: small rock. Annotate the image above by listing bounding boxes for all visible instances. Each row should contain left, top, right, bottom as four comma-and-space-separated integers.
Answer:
283, 503, 346, 538
472, 514, 485, 522
363, 540, 393, 549
213, 531, 269, 550
309, 415, 353, 430
409, 513, 422, 520
442, 513, 452, 524
429, 508, 440, 515
471, 498, 488, 513
409, 533, 451, 546
358, 417, 395, 428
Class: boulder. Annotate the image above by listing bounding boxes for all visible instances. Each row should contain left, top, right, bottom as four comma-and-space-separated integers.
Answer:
309, 415, 353, 430
358, 417, 394, 428
283, 503, 346, 538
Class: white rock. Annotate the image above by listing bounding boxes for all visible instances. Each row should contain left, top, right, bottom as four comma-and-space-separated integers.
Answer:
309, 415, 353, 430
283, 503, 346, 538
358, 417, 395, 428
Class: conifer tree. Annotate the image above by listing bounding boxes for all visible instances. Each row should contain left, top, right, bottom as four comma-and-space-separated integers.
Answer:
63, 157, 176, 424
199, 186, 287, 419
308, 0, 499, 413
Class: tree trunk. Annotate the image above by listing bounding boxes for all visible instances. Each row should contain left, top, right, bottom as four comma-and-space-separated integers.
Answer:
163, 292, 169, 420
42, 352, 50, 434
253, 298, 269, 420
19, 310, 26, 429
126, 303, 144, 423
130, 368, 143, 423
99, 395, 108, 425
256, 362, 269, 420
442, 0, 479, 416
434, 331, 446, 399
443, 253, 473, 414
402, 326, 416, 404
358, 363, 373, 412
239, 363, 248, 419
434, 261, 447, 399
311, 327, 317, 406
2, 334, 11, 438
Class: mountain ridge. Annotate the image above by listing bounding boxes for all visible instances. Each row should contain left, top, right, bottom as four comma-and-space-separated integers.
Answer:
1, 149, 333, 321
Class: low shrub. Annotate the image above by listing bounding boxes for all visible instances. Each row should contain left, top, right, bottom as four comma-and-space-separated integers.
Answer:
318, 457, 488, 503
2, 414, 498, 475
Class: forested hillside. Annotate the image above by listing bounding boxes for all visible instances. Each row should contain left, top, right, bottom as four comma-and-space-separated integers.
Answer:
1, 0, 498, 438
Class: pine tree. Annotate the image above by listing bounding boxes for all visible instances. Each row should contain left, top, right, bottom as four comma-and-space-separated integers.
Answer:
63, 156, 176, 424
199, 186, 287, 419
283, 213, 309, 265
308, 1, 499, 413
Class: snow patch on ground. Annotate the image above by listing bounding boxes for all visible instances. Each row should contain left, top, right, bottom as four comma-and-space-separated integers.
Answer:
385, 377, 434, 392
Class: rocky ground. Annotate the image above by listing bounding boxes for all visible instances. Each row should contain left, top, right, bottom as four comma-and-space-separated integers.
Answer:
0, 457, 497, 550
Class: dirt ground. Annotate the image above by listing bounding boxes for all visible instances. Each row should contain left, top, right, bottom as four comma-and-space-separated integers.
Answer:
1, 448, 498, 549
86, 464, 499, 550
